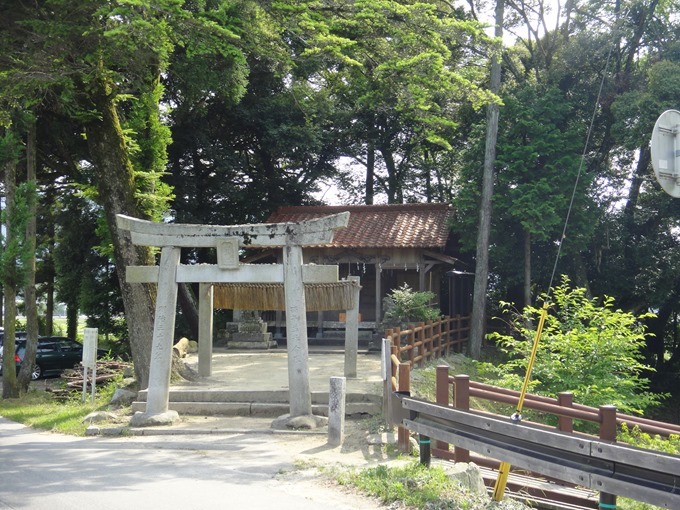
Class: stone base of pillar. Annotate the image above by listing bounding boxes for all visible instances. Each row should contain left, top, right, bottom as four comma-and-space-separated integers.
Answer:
271, 413, 328, 430
129, 410, 179, 427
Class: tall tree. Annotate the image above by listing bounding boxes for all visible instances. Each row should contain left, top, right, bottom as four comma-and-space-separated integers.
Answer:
16, 117, 39, 392
0, 122, 28, 398
273, 0, 495, 204
0, 0, 250, 387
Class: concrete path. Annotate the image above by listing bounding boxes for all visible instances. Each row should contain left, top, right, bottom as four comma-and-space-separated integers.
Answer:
0, 417, 386, 510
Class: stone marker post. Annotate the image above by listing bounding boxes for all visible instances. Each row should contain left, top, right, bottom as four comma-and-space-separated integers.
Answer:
328, 376, 347, 446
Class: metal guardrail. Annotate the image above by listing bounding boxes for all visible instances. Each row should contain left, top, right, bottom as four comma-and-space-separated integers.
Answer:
389, 392, 680, 509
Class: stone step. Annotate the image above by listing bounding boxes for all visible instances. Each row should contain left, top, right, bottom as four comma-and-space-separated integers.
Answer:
132, 389, 381, 417
130, 400, 380, 417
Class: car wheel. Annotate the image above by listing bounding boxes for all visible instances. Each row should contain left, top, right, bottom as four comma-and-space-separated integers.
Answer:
31, 364, 42, 380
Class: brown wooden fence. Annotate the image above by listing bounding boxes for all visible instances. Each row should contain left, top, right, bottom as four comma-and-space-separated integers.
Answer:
384, 315, 469, 367
385, 315, 470, 451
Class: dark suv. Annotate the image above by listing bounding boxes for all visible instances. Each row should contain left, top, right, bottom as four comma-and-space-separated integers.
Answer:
1, 336, 105, 380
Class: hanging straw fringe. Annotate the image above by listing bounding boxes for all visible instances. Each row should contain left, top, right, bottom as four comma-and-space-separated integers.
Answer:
213, 281, 359, 311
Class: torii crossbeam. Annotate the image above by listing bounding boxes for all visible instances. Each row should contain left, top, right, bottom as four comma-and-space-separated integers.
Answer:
116, 213, 349, 427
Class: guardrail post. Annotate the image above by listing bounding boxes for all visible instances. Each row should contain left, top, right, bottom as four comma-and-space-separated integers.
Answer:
558, 392, 574, 433
419, 434, 431, 467
453, 374, 470, 463
599, 405, 618, 510
397, 363, 412, 453
435, 365, 451, 452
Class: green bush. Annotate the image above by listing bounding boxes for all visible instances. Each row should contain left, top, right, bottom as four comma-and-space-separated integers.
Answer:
383, 283, 441, 325
483, 277, 664, 416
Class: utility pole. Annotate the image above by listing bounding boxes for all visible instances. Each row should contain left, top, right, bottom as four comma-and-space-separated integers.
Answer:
469, 0, 504, 359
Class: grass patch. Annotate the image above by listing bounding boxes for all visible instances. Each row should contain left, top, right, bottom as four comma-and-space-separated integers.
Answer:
0, 378, 125, 436
336, 461, 525, 509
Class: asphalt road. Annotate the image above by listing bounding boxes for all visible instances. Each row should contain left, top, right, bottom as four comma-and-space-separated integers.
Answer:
0, 417, 383, 510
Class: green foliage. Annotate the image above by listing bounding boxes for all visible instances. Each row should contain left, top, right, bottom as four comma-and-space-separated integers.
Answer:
271, 0, 497, 202
0, 181, 37, 289
484, 277, 664, 415
383, 284, 441, 324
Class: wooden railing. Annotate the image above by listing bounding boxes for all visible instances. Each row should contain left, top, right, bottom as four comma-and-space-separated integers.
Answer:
433, 365, 680, 465
384, 315, 469, 452
384, 315, 469, 366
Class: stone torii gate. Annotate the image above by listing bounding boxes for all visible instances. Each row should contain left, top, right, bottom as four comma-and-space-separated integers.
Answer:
116, 212, 351, 427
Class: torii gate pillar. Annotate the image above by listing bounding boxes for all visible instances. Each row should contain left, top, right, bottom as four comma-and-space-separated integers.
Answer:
283, 244, 311, 416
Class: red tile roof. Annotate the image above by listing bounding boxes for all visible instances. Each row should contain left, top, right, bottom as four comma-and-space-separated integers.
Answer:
266, 203, 453, 248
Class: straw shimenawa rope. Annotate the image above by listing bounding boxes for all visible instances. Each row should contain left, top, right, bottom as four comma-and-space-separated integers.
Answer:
213, 281, 359, 311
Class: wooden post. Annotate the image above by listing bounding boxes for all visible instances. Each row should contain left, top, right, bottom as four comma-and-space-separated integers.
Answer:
198, 283, 213, 377
143, 246, 181, 418
435, 365, 450, 452
283, 244, 312, 418
599, 405, 618, 510
557, 392, 574, 433
417, 322, 425, 364
443, 317, 451, 354
453, 374, 470, 462
397, 362, 411, 453
375, 265, 382, 324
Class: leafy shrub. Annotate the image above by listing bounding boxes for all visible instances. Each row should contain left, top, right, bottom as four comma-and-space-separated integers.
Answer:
483, 277, 664, 416
383, 283, 441, 325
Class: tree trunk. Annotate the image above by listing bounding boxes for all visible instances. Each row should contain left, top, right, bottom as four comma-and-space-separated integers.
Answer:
365, 142, 375, 205
85, 79, 157, 389
2, 151, 19, 398
177, 283, 199, 339
44, 275, 54, 336
17, 118, 39, 392
43, 210, 56, 336
381, 148, 400, 203
67, 302, 79, 342
469, 0, 504, 359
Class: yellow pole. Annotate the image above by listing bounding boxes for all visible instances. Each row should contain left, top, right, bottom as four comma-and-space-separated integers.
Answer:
492, 301, 550, 501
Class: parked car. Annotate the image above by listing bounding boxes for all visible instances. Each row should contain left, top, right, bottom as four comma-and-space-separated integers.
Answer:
0, 336, 107, 380
0, 331, 29, 361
